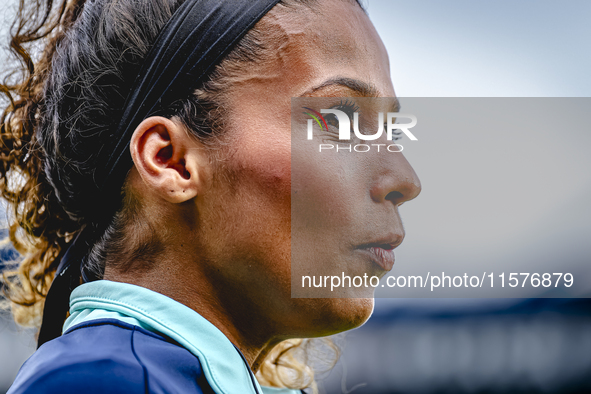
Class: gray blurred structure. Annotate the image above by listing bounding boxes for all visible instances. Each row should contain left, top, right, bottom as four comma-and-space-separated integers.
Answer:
317, 299, 591, 393
0, 317, 35, 394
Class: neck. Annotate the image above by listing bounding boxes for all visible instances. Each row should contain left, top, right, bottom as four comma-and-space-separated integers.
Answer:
103, 255, 281, 372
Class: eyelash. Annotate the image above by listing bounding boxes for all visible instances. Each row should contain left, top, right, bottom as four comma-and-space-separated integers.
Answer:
332, 99, 360, 117
323, 99, 402, 141
324, 99, 359, 129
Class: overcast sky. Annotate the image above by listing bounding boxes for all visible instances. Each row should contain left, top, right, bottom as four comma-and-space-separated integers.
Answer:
366, 0, 591, 97
2, 0, 589, 96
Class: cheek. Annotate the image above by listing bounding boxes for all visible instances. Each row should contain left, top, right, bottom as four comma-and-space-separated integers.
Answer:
291, 149, 367, 235
227, 107, 292, 198
235, 135, 291, 196
222, 123, 293, 267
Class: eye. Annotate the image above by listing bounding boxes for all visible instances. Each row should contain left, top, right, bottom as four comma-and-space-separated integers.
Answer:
323, 99, 359, 128
388, 116, 403, 141
390, 129, 403, 141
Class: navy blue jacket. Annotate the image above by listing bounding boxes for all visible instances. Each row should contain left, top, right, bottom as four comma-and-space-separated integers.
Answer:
9, 319, 215, 394
8, 280, 304, 394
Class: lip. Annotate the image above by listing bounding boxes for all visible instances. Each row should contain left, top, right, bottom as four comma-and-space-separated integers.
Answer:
356, 234, 403, 271
357, 245, 396, 271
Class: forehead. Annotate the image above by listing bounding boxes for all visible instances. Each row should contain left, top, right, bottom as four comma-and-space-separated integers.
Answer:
292, 0, 392, 96
230, 0, 394, 100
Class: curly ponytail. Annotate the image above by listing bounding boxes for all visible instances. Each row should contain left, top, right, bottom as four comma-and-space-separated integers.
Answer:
0, 0, 84, 327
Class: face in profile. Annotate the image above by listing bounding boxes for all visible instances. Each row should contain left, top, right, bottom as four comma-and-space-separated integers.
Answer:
191, 0, 421, 338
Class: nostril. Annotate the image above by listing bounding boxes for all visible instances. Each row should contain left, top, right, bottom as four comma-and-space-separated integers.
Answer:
385, 190, 404, 203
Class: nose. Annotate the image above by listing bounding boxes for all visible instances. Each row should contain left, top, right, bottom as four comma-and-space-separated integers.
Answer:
370, 154, 421, 206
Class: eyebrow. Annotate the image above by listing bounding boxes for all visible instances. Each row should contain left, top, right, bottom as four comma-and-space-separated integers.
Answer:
302, 77, 400, 111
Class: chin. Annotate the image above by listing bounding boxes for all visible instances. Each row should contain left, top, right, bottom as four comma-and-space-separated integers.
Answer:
329, 297, 375, 332
291, 297, 375, 338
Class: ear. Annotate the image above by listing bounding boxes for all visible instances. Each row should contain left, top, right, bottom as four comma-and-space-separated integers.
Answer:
129, 116, 206, 203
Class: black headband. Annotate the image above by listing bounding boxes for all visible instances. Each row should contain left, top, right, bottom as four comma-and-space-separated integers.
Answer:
37, 0, 282, 348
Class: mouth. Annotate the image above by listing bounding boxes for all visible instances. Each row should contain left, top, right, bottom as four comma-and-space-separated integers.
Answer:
356, 241, 399, 272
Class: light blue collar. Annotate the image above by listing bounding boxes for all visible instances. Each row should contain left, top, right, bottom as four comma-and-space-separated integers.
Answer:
63, 280, 297, 394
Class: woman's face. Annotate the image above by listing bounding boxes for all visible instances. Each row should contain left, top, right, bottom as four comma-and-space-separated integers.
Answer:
194, 0, 421, 338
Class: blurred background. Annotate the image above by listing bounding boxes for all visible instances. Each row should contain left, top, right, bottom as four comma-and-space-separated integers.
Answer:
1, 0, 591, 393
